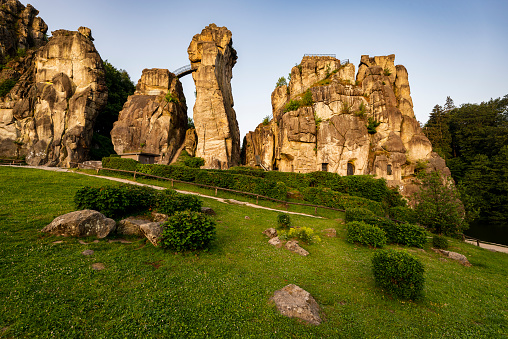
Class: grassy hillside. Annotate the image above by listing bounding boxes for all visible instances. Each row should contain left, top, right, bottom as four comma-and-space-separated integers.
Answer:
0, 167, 507, 338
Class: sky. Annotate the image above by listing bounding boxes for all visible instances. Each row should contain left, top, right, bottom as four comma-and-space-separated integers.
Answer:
29, 0, 508, 139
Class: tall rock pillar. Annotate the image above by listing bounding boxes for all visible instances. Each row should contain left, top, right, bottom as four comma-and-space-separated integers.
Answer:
188, 24, 240, 169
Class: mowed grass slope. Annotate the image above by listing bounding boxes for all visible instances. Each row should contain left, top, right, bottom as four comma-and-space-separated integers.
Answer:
0, 167, 507, 338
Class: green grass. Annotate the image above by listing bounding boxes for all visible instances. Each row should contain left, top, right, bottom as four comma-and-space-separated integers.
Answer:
1, 167, 507, 338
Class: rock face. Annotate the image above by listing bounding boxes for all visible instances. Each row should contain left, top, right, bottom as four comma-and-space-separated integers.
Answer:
188, 24, 240, 169
110, 68, 187, 164
271, 284, 322, 325
0, 26, 107, 166
245, 55, 450, 196
0, 0, 48, 64
42, 210, 116, 238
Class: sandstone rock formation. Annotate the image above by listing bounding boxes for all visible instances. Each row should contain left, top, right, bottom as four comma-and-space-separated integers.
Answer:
245, 55, 450, 196
188, 23, 240, 169
271, 284, 322, 325
110, 68, 187, 164
0, 26, 107, 166
0, 0, 48, 64
42, 210, 116, 238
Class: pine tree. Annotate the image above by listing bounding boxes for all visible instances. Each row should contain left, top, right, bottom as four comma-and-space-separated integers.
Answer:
423, 104, 452, 159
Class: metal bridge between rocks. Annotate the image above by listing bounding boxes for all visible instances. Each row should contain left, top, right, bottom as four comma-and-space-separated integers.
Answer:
172, 65, 195, 78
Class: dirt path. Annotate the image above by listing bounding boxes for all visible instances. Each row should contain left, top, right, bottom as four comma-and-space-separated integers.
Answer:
464, 240, 508, 254
6, 165, 323, 219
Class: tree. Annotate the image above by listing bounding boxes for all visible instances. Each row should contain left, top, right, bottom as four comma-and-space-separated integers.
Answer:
275, 76, 287, 88
423, 104, 452, 159
412, 171, 466, 237
90, 61, 136, 160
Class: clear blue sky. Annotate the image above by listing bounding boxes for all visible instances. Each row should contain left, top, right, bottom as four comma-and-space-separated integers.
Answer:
29, 0, 508, 139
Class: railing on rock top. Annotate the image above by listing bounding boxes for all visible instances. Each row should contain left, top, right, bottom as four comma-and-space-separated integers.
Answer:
304, 54, 336, 58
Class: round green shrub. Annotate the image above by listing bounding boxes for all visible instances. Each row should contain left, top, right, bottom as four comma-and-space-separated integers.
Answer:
372, 250, 425, 300
392, 223, 428, 248
432, 235, 449, 249
346, 221, 386, 248
160, 211, 216, 251
277, 213, 291, 229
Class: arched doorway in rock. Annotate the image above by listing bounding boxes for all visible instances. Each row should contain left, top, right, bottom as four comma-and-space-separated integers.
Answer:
347, 162, 355, 176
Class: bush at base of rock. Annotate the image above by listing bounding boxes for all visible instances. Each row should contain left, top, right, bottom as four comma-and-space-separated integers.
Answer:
280, 227, 321, 244
346, 221, 386, 248
432, 235, 449, 249
372, 250, 425, 300
74, 185, 157, 219
155, 189, 202, 216
277, 213, 291, 229
159, 211, 216, 252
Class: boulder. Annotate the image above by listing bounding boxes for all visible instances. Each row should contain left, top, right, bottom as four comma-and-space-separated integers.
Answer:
116, 217, 149, 236
42, 210, 115, 238
271, 284, 322, 325
268, 236, 282, 248
285, 240, 310, 256
263, 228, 278, 239
201, 207, 216, 216
151, 211, 169, 222
434, 249, 472, 267
139, 222, 163, 247
188, 23, 240, 169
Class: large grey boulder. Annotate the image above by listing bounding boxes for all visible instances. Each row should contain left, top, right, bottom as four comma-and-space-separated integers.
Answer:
116, 217, 149, 236
42, 210, 115, 238
433, 249, 472, 267
271, 284, 322, 325
140, 223, 163, 247
285, 240, 310, 256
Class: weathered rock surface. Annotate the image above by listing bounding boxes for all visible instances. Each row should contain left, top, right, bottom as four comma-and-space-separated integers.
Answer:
433, 249, 472, 267
201, 207, 216, 215
116, 217, 149, 236
0, 0, 48, 64
151, 211, 169, 222
188, 23, 240, 169
42, 210, 116, 238
0, 27, 108, 166
263, 228, 278, 239
268, 236, 282, 247
322, 228, 337, 237
271, 284, 322, 325
111, 68, 187, 164
285, 240, 310, 256
245, 55, 451, 196
139, 222, 163, 247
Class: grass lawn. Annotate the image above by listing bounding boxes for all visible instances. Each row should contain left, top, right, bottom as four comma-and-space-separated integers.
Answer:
0, 166, 507, 338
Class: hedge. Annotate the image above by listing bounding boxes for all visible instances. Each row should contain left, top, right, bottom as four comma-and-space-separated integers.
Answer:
303, 188, 384, 215
102, 157, 139, 172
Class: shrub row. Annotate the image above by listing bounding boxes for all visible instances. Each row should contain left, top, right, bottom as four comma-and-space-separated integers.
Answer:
74, 184, 201, 219
346, 208, 427, 248
302, 187, 384, 215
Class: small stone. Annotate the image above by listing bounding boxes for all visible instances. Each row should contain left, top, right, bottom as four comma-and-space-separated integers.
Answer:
245, 216, 250, 220
78, 240, 88, 245
322, 228, 336, 237
285, 240, 309, 256
201, 207, 216, 216
271, 284, 322, 325
81, 250, 94, 256
268, 236, 282, 248
91, 263, 105, 271
52, 240, 64, 244
93, 240, 100, 243
263, 228, 278, 239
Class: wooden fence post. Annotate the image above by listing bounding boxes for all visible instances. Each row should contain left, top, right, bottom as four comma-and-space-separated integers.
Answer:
171, 179, 174, 188
256, 195, 259, 204
215, 188, 218, 196
133, 170, 137, 179
314, 207, 317, 215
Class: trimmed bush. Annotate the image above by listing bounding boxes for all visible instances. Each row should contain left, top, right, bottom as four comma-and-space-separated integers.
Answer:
102, 156, 139, 171
74, 184, 157, 219
372, 250, 425, 300
345, 207, 376, 223
277, 213, 291, 229
432, 235, 449, 249
346, 221, 386, 248
392, 223, 428, 248
155, 189, 202, 215
303, 188, 384, 215
160, 211, 216, 251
